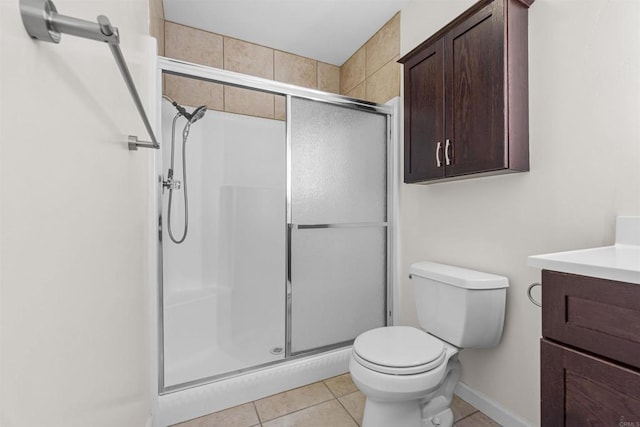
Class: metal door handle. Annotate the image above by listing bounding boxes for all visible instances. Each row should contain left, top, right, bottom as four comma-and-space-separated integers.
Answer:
436, 142, 442, 168
445, 139, 452, 166
289, 222, 388, 229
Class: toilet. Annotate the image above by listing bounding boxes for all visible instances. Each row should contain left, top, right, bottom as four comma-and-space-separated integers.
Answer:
349, 261, 508, 427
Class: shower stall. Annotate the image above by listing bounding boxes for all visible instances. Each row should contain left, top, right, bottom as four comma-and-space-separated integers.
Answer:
154, 57, 397, 425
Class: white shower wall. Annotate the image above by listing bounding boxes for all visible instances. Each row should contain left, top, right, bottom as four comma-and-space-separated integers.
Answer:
161, 103, 286, 387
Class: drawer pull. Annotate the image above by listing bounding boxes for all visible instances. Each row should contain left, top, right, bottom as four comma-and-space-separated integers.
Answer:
528, 282, 542, 307
445, 139, 452, 166
436, 142, 442, 168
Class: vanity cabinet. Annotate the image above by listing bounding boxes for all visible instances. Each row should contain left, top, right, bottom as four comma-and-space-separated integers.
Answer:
399, 0, 533, 183
540, 270, 640, 425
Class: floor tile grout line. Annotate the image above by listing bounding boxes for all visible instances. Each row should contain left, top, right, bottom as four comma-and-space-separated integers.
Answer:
251, 400, 263, 425
323, 379, 341, 399
335, 394, 361, 426
322, 380, 338, 399
258, 396, 339, 425
253, 380, 332, 422
455, 409, 480, 424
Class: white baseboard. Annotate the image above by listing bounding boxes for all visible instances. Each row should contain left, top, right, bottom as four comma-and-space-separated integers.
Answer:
454, 382, 532, 427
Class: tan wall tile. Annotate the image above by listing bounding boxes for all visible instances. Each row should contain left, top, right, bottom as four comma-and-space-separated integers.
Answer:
340, 46, 365, 94
345, 81, 366, 100
317, 62, 340, 94
224, 38, 274, 79
151, 17, 165, 56
365, 56, 400, 104
149, 0, 165, 55
274, 95, 286, 121
165, 22, 223, 68
366, 12, 400, 77
225, 86, 274, 119
149, 0, 164, 22
164, 75, 223, 111
274, 51, 317, 89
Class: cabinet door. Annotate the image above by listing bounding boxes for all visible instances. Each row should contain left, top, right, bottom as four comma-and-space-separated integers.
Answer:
542, 270, 640, 371
445, 1, 506, 177
403, 39, 445, 182
541, 339, 640, 426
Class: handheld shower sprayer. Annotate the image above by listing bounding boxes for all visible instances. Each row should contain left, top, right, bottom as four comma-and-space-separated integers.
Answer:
182, 105, 207, 140
188, 105, 207, 124
162, 96, 208, 244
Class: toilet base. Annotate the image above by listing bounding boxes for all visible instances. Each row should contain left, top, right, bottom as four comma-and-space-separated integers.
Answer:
361, 401, 455, 427
357, 356, 461, 427
362, 399, 422, 427
423, 408, 453, 427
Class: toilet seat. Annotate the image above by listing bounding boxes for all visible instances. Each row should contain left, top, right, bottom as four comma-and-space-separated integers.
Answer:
353, 326, 446, 375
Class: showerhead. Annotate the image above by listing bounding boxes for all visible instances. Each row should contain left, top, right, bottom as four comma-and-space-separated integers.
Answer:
188, 105, 207, 124
181, 105, 207, 140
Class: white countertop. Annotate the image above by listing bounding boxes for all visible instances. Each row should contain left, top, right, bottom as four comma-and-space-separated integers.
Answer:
527, 244, 640, 284
528, 216, 640, 284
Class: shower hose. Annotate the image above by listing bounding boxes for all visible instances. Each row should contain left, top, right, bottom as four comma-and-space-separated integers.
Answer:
167, 113, 190, 244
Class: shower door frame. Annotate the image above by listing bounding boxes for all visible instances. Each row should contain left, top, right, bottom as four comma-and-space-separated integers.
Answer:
154, 56, 395, 395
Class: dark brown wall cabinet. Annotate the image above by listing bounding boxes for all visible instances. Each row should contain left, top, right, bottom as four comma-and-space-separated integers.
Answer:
541, 270, 640, 425
399, 0, 533, 183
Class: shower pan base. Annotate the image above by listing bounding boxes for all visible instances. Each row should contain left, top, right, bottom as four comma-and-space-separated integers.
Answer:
157, 347, 350, 426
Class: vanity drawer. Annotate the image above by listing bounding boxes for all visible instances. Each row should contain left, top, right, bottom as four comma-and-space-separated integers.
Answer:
542, 270, 640, 370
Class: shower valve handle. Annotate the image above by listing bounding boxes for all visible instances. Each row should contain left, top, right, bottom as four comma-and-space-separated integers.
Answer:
162, 176, 181, 192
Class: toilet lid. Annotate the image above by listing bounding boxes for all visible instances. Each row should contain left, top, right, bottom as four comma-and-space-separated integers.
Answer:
353, 326, 446, 375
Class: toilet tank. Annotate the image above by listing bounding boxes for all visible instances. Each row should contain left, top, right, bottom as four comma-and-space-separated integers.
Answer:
410, 261, 508, 348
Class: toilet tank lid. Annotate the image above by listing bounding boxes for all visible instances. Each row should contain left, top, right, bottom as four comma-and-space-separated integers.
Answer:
410, 261, 509, 289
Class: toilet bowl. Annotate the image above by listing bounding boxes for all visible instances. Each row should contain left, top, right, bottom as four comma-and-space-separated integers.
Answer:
349, 262, 508, 427
350, 326, 460, 427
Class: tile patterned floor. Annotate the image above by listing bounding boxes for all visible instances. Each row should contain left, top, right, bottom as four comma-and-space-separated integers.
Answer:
173, 374, 501, 427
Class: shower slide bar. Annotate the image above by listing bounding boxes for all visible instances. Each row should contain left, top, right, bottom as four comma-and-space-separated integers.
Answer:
19, 0, 159, 151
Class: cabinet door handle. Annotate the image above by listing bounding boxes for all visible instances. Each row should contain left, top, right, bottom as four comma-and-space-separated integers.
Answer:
445, 139, 452, 166
435, 142, 442, 168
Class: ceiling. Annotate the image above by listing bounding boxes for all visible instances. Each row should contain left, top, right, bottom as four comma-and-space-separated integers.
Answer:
162, 0, 409, 66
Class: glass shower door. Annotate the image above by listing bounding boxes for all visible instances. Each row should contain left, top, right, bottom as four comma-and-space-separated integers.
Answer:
161, 92, 287, 389
288, 97, 389, 354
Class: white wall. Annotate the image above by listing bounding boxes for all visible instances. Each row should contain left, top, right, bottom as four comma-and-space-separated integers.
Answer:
400, 0, 640, 425
0, 0, 153, 426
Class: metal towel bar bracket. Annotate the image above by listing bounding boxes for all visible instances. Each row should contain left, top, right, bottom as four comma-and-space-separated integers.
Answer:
19, 0, 159, 150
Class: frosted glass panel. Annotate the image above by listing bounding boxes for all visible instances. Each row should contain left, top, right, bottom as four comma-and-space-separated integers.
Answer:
290, 227, 387, 353
290, 98, 387, 224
